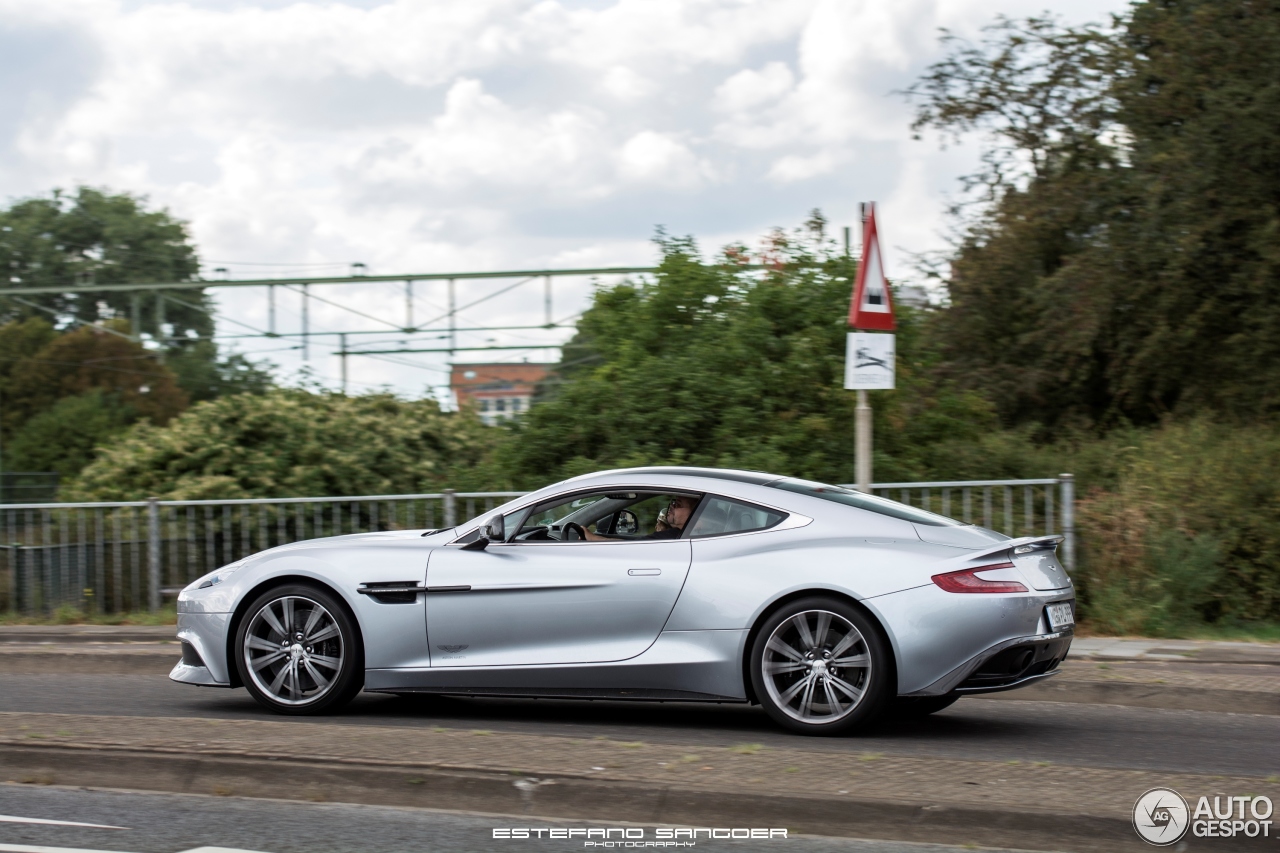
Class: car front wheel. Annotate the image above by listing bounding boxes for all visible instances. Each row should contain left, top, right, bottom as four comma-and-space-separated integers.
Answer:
235, 583, 362, 715
750, 597, 893, 735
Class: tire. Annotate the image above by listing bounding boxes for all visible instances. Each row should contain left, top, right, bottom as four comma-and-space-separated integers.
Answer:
891, 695, 960, 719
235, 583, 363, 715
749, 596, 893, 735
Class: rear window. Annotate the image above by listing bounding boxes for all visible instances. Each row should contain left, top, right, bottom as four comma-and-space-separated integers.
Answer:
688, 497, 785, 538
768, 478, 964, 527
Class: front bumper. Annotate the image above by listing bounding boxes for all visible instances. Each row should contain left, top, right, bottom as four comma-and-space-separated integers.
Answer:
168, 612, 234, 687
904, 630, 1073, 697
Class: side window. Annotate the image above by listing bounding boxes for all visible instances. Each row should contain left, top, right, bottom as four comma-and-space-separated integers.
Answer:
507, 490, 702, 542
689, 496, 786, 538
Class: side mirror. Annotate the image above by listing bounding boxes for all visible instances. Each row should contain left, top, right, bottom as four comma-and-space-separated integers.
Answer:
461, 513, 504, 550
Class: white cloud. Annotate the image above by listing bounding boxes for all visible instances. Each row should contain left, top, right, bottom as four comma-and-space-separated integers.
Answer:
616, 130, 708, 188
0, 0, 1131, 395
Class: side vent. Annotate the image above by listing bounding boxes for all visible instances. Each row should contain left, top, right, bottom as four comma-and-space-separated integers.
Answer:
180, 641, 206, 667
357, 582, 426, 604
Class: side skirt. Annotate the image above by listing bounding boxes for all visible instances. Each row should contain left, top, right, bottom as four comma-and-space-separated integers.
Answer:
369, 686, 745, 702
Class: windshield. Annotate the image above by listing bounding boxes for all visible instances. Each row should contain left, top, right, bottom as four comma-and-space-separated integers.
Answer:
768, 478, 965, 527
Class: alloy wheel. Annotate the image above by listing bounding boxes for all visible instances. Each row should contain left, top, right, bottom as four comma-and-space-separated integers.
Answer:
243, 595, 344, 706
760, 609, 871, 724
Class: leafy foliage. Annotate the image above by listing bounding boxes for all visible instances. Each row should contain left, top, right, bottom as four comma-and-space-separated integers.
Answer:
1, 321, 187, 436
166, 339, 274, 403
0, 187, 209, 339
910, 1, 1280, 427
1074, 419, 1280, 629
67, 389, 500, 501
501, 227, 994, 488
5, 391, 138, 479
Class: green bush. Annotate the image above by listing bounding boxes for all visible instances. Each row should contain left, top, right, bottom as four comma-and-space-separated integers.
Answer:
1074, 418, 1280, 630
66, 388, 500, 500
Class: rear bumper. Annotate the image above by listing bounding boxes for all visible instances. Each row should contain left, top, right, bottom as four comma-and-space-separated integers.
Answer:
904, 630, 1073, 697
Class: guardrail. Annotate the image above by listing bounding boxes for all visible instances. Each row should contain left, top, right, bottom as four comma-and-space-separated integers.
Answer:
0, 477, 1073, 616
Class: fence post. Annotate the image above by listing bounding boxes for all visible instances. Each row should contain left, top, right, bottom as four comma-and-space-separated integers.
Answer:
147, 497, 161, 612
1059, 474, 1075, 573
443, 490, 457, 529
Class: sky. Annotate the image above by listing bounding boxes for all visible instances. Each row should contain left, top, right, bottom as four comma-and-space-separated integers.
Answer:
0, 0, 1129, 400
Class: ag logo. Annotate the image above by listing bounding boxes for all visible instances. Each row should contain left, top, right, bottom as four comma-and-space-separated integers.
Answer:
437, 644, 469, 653
1133, 787, 1189, 846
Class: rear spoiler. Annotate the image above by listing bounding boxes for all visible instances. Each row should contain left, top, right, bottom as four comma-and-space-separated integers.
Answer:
954, 534, 1063, 565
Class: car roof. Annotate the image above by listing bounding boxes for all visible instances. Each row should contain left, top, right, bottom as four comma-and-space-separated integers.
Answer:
578, 466, 782, 486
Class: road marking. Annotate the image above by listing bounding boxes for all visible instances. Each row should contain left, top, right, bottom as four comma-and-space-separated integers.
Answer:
0, 816, 124, 829
0, 845, 271, 853
0, 844, 131, 853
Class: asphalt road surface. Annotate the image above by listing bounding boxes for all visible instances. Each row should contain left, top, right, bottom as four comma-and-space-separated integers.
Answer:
2, 673, 1277, 777
0, 785, 1034, 853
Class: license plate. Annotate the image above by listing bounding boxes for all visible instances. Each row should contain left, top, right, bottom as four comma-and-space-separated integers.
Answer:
1046, 602, 1074, 630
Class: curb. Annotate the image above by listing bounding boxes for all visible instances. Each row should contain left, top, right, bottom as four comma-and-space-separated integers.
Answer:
0, 742, 1188, 853
0, 651, 175, 675
984, 678, 1280, 716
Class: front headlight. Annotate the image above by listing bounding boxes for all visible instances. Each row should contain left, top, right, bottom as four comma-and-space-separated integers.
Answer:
187, 560, 247, 591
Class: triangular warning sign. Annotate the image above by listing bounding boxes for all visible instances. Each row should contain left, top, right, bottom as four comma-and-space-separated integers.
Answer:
848, 204, 896, 331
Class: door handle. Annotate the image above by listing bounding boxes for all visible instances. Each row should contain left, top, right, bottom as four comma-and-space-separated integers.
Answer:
627, 568, 661, 576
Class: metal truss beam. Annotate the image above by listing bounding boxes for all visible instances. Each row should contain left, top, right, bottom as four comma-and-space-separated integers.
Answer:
0, 265, 665, 296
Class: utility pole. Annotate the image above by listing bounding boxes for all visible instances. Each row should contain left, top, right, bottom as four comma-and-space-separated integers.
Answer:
154, 293, 166, 362
405, 280, 414, 331
544, 275, 552, 327
447, 277, 456, 362
268, 285, 276, 336
131, 293, 142, 342
302, 283, 310, 361
340, 333, 348, 394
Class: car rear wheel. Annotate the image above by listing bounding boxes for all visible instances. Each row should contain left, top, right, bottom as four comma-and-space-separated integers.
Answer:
235, 583, 362, 715
749, 597, 892, 735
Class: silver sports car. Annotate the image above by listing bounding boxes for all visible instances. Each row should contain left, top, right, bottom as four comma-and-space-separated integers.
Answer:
172, 467, 1075, 735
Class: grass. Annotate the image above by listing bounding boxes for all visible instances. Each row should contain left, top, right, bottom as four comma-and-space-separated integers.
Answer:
0, 605, 177, 626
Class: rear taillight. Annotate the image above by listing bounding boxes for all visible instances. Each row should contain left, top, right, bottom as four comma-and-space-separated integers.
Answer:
932, 563, 1028, 594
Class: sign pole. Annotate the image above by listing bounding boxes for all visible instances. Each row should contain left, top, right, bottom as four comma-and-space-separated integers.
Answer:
855, 389, 871, 492
844, 202, 895, 493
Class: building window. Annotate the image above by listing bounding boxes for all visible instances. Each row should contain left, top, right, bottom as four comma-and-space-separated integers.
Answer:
495, 399, 507, 413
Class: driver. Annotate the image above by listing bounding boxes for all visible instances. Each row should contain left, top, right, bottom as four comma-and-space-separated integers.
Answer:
583, 496, 696, 541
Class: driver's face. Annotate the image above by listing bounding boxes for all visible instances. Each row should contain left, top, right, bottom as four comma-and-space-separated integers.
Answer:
666, 497, 694, 527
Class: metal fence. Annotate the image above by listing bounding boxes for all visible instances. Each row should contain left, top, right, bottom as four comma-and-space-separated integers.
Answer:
0, 490, 522, 616
0, 477, 1074, 616
847, 475, 1075, 573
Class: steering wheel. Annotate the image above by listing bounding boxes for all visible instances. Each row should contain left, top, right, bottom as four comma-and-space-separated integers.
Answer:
562, 522, 587, 541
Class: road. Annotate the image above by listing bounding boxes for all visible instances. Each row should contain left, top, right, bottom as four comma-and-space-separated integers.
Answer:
2, 673, 1278, 777
0, 785, 1007, 853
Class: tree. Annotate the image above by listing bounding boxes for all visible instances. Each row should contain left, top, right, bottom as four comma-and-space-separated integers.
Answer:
0, 187, 210, 340
2, 322, 187, 437
5, 391, 137, 479
499, 225, 995, 488
909, 2, 1280, 427
67, 389, 500, 501
166, 339, 274, 403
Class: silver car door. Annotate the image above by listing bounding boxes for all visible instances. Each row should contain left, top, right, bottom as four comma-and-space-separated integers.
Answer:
424, 540, 691, 667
